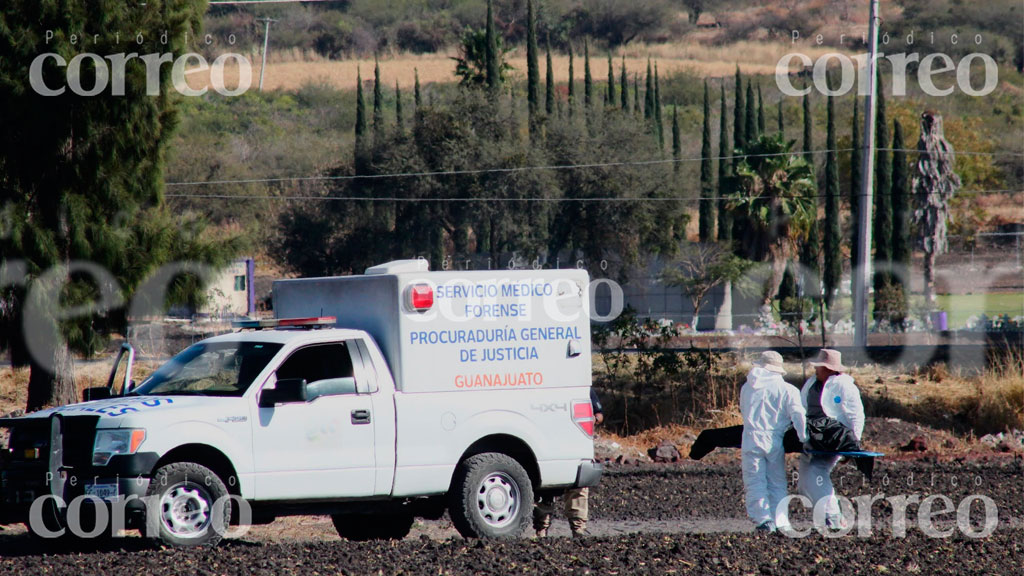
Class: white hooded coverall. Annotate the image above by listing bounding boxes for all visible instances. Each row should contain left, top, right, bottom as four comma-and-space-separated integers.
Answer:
798, 373, 865, 523
740, 367, 808, 528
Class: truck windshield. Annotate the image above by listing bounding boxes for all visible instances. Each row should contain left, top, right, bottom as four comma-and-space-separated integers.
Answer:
130, 341, 283, 397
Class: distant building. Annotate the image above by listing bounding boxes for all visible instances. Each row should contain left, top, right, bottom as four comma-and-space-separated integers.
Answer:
199, 258, 256, 318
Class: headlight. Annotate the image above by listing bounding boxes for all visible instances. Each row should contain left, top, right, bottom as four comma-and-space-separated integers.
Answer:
92, 429, 146, 467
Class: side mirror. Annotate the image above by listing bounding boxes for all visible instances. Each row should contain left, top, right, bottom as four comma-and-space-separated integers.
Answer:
259, 378, 308, 408
83, 387, 112, 402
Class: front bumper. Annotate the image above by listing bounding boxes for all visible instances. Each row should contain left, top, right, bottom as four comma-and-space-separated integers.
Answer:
0, 415, 157, 524
574, 460, 603, 488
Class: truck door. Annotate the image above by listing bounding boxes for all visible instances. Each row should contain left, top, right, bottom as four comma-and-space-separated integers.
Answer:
250, 342, 376, 500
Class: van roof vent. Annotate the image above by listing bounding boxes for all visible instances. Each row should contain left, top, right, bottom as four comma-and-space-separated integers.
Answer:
364, 259, 430, 276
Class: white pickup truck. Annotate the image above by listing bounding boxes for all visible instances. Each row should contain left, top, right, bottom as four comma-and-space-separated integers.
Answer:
0, 260, 601, 547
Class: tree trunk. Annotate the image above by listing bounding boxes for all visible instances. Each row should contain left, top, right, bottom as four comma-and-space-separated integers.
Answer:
923, 248, 937, 306
26, 341, 77, 413
763, 241, 789, 305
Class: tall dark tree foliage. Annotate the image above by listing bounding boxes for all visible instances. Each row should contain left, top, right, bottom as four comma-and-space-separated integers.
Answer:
583, 39, 593, 109
0, 0, 235, 410
873, 80, 893, 298
567, 44, 576, 118
654, 64, 664, 150
526, 0, 540, 134
744, 80, 757, 145
672, 105, 681, 174
733, 67, 745, 154
644, 59, 654, 120
545, 44, 555, 116
757, 83, 765, 135
373, 59, 384, 144
823, 92, 842, 309
620, 56, 628, 111
699, 81, 714, 242
607, 53, 615, 106
718, 84, 732, 242
395, 81, 404, 134
414, 68, 422, 108
850, 97, 862, 273
798, 88, 819, 299
891, 119, 911, 287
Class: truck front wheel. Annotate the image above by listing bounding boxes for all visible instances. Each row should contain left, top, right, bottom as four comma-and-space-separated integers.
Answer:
448, 453, 533, 539
143, 462, 231, 548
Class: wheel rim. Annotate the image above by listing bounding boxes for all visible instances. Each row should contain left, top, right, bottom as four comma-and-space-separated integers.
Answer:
475, 471, 520, 529
159, 482, 213, 538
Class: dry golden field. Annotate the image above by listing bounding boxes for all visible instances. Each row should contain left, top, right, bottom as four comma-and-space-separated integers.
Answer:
185, 40, 854, 93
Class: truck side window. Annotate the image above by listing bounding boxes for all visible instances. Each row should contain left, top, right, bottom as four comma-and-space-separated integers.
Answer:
275, 344, 357, 400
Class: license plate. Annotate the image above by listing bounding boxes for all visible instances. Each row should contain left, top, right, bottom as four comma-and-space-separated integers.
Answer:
85, 483, 119, 502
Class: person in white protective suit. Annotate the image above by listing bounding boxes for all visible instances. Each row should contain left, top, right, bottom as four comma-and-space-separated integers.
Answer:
799, 348, 865, 529
740, 351, 807, 533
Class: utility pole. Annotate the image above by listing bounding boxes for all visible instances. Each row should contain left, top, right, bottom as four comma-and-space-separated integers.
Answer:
257, 17, 277, 92
853, 0, 880, 348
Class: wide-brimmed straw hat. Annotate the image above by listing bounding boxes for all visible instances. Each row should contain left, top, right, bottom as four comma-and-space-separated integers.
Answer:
808, 348, 847, 372
754, 350, 787, 374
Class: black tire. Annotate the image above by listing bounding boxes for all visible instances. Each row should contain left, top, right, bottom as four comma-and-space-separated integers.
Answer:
448, 452, 533, 539
331, 513, 414, 541
143, 462, 231, 548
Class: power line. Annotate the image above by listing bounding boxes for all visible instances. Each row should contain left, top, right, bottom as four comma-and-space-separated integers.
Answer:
165, 147, 1022, 188
166, 188, 1022, 203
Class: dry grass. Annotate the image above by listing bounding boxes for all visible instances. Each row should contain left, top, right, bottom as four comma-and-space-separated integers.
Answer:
0, 361, 162, 417
184, 40, 855, 93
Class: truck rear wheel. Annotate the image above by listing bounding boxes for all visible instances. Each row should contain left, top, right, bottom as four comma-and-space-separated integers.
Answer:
143, 462, 231, 548
331, 513, 413, 541
448, 452, 533, 539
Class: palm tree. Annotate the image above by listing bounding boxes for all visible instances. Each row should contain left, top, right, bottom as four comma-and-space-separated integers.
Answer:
728, 134, 817, 305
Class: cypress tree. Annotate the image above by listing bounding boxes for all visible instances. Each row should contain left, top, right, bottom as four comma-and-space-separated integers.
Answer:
733, 66, 745, 153
718, 83, 732, 242
799, 86, 819, 296
850, 97, 862, 273
891, 119, 911, 281
485, 0, 499, 94
584, 39, 593, 110
745, 80, 757, 143
567, 44, 576, 118
526, 0, 539, 130
607, 53, 615, 106
873, 79, 893, 296
655, 63, 664, 149
644, 58, 654, 120
757, 82, 765, 135
777, 98, 784, 136
672, 105, 681, 174
355, 67, 367, 171
633, 72, 640, 117
802, 90, 813, 165
620, 55, 628, 111
699, 80, 714, 242
395, 81, 404, 134
373, 59, 384, 144
545, 44, 554, 116
823, 92, 842, 308
414, 68, 422, 108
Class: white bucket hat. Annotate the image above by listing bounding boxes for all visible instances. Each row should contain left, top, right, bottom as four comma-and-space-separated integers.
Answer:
754, 350, 787, 374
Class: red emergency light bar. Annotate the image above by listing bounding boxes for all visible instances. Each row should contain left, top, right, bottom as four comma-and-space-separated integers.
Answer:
232, 316, 337, 330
